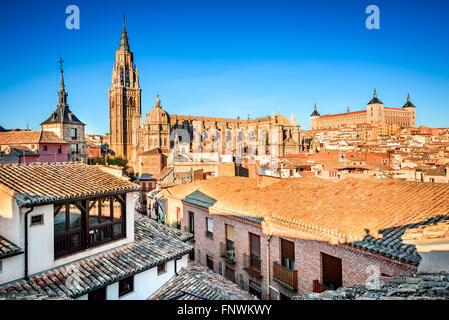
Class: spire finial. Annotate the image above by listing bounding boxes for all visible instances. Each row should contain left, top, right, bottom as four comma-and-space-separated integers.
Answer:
155, 93, 161, 107
57, 57, 68, 107
373, 88, 377, 98
314, 103, 317, 111
347, 105, 350, 113
58, 56, 65, 90
119, 15, 129, 50
407, 92, 411, 102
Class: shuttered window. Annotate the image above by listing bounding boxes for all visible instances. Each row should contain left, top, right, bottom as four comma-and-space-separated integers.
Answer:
226, 224, 234, 242
249, 233, 260, 257
281, 239, 295, 270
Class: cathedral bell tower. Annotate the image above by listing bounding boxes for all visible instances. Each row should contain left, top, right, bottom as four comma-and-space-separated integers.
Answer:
109, 17, 142, 168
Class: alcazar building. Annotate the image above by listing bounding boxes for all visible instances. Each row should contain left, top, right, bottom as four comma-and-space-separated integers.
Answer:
109, 21, 302, 170
310, 89, 417, 130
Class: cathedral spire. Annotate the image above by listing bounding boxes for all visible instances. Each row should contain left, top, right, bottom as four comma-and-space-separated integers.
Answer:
57, 56, 68, 107
119, 15, 130, 50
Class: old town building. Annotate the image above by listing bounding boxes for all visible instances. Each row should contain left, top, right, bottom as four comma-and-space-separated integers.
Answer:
0, 130, 68, 163
108, 21, 302, 172
41, 58, 86, 162
310, 90, 417, 130
153, 176, 449, 299
0, 162, 195, 300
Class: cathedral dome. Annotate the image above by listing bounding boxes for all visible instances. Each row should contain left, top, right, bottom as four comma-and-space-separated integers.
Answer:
145, 95, 169, 123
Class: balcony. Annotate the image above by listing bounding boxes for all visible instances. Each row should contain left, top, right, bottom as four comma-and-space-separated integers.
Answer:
313, 280, 331, 293
273, 262, 298, 291
220, 242, 236, 264
243, 253, 262, 278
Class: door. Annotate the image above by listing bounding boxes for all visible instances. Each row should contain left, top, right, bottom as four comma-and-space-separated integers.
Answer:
321, 252, 342, 289
224, 266, 235, 283
206, 255, 214, 270
249, 233, 261, 270
249, 280, 262, 299
281, 239, 295, 270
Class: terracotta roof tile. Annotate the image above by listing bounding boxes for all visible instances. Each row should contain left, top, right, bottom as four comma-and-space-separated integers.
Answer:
150, 263, 257, 300
0, 217, 192, 300
0, 162, 139, 207
0, 236, 23, 259
161, 176, 449, 264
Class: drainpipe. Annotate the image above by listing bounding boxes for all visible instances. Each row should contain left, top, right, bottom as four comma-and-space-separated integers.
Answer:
24, 206, 34, 279
174, 257, 181, 276
265, 235, 272, 298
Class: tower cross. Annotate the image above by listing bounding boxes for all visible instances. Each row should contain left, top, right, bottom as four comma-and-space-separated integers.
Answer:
58, 57, 64, 71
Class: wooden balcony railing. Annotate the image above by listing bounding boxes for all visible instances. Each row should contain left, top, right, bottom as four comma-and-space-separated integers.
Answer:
273, 262, 298, 291
89, 220, 125, 247
313, 280, 331, 293
54, 229, 84, 258
219, 242, 236, 264
243, 253, 262, 278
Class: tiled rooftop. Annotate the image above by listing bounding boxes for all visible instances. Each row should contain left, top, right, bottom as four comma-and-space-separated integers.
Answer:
293, 273, 449, 300
0, 217, 192, 300
0, 162, 140, 207
0, 130, 66, 145
149, 263, 257, 300
0, 236, 23, 259
161, 176, 449, 265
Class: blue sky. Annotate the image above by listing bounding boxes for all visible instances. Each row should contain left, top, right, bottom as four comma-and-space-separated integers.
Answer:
1, 0, 449, 133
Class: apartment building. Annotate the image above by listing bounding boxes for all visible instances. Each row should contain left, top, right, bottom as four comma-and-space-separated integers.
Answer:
154, 176, 449, 299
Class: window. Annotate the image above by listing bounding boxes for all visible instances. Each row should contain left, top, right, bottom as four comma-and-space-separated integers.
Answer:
119, 276, 134, 297
281, 239, 295, 270
206, 255, 214, 270
321, 252, 342, 290
70, 128, 77, 140
225, 224, 235, 252
157, 263, 166, 275
187, 211, 195, 234
0, 261, 2, 273
88, 287, 106, 300
58, 145, 62, 153
206, 217, 213, 238
174, 207, 181, 229
30, 215, 44, 226
54, 195, 126, 258
43, 145, 47, 151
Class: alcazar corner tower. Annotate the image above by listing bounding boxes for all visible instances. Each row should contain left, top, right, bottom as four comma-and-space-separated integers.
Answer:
109, 19, 302, 171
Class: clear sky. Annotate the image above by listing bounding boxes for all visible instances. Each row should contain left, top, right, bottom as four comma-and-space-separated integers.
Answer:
1, 0, 449, 134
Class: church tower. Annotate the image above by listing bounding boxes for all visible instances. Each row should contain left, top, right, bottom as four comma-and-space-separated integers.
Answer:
109, 17, 142, 167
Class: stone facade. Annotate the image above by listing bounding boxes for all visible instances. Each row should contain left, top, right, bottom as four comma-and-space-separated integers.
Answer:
310, 90, 417, 130
108, 23, 302, 172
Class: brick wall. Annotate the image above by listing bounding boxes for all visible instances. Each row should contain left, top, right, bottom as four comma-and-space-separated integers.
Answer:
164, 197, 417, 299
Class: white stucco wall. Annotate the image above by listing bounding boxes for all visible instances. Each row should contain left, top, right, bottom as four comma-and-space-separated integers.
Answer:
0, 192, 135, 284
